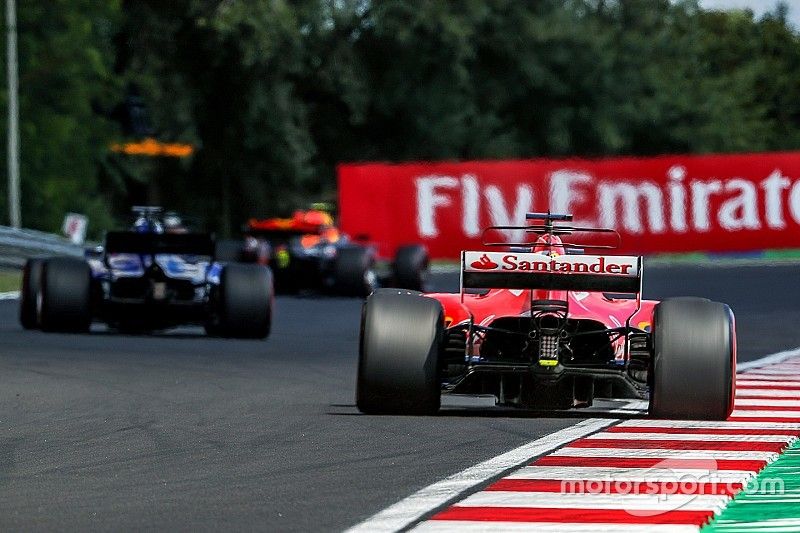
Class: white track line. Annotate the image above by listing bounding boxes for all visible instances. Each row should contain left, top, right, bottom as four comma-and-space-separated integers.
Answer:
0, 290, 19, 300
736, 389, 800, 398
584, 432, 795, 442
737, 380, 800, 386
730, 410, 800, 418
552, 448, 777, 460
740, 370, 800, 376
618, 419, 800, 429
738, 347, 800, 371
506, 465, 754, 482
608, 400, 649, 413
345, 418, 615, 532
347, 347, 800, 532
456, 491, 729, 511
735, 398, 800, 407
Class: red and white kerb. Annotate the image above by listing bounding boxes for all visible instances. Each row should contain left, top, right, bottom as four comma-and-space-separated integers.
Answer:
413, 363, 800, 532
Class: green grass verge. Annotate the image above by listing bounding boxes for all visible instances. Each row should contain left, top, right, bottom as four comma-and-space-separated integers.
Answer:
763, 249, 800, 260
703, 439, 800, 531
0, 270, 21, 292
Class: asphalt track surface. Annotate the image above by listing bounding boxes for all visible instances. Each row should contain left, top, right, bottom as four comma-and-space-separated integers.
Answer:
0, 264, 798, 531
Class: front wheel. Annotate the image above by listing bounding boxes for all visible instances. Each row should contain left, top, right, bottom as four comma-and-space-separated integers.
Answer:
357, 289, 443, 415
649, 297, 735, 420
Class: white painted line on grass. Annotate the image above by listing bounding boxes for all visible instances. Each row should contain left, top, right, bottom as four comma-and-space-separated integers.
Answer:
0, 290, 19, 300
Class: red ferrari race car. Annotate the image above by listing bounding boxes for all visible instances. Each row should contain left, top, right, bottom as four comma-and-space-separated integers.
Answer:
226, 209, 429, 296
356, 213, 736, 419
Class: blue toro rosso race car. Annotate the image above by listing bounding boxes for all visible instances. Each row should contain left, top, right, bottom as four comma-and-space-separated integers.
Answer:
20, 207, 273, 338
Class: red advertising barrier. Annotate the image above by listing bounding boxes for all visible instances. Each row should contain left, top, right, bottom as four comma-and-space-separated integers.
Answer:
337, 152, 800, 259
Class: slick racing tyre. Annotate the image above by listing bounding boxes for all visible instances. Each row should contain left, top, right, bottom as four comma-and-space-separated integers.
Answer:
392, 244, 429, 291
649, 297, 735, 420
39, 258, 92, 333
20, 258, 44, 329
214, 263, 273, 339
214, 239, 244, 263
334, 246, 376, 298
357, 289, 443, 415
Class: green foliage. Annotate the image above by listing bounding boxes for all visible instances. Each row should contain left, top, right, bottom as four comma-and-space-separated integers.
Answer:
1, 0, 120, 236
6, 0, 800, 234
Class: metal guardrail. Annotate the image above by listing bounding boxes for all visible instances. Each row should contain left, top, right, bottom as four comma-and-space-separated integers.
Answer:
0, 225, 83, 268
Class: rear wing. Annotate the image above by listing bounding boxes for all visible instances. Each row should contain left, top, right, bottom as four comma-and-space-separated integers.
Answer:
247, 218, 325, 236
104, 231, 215, 257
461, 251, 642, 293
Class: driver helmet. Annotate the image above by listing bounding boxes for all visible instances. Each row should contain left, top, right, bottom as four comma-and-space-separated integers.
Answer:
133, 216, 163, 234
163, 212, 187, 233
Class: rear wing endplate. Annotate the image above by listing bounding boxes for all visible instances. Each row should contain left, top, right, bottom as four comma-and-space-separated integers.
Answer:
461, 251, 642, 293
104, 231, 215, 257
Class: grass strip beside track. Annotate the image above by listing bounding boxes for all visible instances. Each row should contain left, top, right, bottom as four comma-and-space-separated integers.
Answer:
0, 270, 21, 292
703, 439, 800, 532
763, 249, 800, 260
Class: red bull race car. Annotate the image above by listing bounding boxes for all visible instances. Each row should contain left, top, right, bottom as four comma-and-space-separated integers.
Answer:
356, 213, 736, 420
231, 209, 428, 297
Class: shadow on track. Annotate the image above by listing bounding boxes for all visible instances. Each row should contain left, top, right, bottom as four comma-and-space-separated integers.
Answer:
328, 403, 648, 420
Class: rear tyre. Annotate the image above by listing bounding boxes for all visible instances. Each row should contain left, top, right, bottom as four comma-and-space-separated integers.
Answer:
357, 289, 443, 415
392, 244, 429, 291
20, 258, 44, 329
334, 246, 376, 297
649, 297, 735, 420
213, 263, 273, 339
40, 258, 92, 333
214, 239, 244, 263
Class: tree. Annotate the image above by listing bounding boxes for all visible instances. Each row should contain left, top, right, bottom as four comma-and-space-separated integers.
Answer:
0, 0, 121, 235
10, 0, 800, 235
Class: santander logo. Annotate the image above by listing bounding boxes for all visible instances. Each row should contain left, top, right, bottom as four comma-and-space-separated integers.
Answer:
502, 255, 633, 274
464, 252, 638, 276
470, 253, 499, 270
